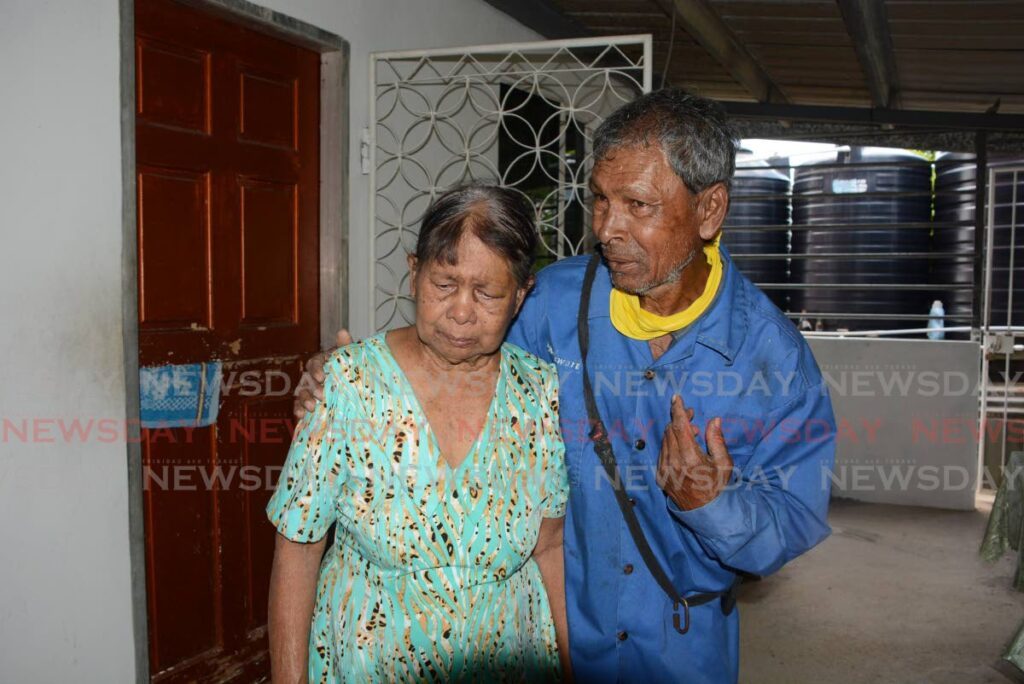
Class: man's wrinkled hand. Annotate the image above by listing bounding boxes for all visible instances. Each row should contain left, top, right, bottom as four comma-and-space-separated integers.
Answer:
292, 329, 353, 419
655, 395, 733, 511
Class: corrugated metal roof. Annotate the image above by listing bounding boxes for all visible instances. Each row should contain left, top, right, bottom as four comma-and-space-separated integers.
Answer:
534, 0, 1024, 114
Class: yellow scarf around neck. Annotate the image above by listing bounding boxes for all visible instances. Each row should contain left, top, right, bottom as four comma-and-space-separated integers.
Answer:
608, 236, 724, 341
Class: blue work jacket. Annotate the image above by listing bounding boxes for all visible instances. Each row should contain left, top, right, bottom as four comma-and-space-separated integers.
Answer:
507, 247, 836, 683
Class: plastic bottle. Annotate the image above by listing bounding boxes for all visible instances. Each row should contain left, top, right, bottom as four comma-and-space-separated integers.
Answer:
798, 309, 813, 332
927, 300, 945, 340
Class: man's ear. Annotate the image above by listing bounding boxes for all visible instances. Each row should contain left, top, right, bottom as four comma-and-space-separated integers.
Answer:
512, 274, 535, 317
697, 182, 730, 243
407, 254, 419, 297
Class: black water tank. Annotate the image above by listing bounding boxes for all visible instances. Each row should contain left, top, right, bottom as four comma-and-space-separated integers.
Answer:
792, 147, 932, 331
933, 154, 1024, 330
932, 152, 977, 329
722, 158, 790, 311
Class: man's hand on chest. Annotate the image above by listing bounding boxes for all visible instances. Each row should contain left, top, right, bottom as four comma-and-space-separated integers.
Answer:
655, 394, 733, 510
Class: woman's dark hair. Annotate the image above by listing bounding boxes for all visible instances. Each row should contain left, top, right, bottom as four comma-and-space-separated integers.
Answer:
593, 88, 737, 194
414, 184, 538, 287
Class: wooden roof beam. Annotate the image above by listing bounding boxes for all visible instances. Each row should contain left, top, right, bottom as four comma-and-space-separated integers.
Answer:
836, 0, 901, 108
721, 101, 1024, 132
659, 0, 790, 104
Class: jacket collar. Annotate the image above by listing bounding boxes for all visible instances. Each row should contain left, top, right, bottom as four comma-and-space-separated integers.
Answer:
586, 245, 747, 365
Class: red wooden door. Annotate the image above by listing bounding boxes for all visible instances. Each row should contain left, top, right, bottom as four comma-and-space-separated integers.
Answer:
135, 0, 320, 680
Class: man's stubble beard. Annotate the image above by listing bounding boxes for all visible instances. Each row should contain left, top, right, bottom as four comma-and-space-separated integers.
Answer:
611, 245, 701, 296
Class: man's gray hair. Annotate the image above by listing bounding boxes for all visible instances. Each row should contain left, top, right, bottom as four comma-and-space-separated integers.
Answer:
592, 89, 738, 194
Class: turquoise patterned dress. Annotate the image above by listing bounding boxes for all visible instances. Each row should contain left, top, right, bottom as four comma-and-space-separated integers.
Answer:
267, 334, 569, 683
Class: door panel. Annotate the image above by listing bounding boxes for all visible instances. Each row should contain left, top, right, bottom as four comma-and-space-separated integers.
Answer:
135, 0, 321, 680
143, 428, 220, 670
136, 37, 212, 134
138, 167, 213, 331
238, 69, 298, 150
239, 178, 299, 325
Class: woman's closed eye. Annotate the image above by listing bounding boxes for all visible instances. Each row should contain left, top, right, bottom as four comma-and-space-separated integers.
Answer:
476, 289, 505, 301
432, 280, 456, 292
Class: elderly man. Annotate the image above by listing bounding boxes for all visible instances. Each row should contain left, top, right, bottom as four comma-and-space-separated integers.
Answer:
297, 89, 835, 682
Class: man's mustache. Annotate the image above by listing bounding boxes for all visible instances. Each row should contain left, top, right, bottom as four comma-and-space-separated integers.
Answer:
598, 244, 645, 262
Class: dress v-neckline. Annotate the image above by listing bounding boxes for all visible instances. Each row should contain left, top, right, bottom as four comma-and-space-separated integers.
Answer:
377, 333, 505, 476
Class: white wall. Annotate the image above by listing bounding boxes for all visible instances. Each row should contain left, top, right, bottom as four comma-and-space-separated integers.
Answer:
0, 0, 138, 680
256, 0, 543, 339
0, 0, 539, 680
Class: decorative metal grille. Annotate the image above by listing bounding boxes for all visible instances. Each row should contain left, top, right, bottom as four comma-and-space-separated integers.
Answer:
979, 165, 1024, 478
369, 36, 652, 330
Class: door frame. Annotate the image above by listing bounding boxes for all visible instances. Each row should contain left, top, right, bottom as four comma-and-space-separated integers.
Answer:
119, 0, 348, 679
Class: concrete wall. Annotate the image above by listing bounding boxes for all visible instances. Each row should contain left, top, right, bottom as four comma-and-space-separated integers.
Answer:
0, 0, 538, 680
808, 338, 981, 510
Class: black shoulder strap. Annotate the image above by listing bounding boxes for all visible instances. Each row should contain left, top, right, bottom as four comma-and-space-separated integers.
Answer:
576, 253, 737, 634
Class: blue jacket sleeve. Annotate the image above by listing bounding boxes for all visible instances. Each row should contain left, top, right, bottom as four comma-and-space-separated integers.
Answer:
668, 382, 836, 577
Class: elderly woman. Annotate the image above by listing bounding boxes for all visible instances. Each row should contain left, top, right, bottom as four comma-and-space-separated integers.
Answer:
266, 185, 570, 683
